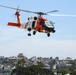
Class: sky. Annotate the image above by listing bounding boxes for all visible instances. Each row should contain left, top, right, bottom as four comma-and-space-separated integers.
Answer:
0, 0, 76, 59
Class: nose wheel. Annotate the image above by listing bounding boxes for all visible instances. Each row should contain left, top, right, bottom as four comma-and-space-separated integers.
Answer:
47, 33, 50, 37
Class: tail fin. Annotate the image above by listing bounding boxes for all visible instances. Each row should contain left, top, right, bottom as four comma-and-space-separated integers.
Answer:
15, 12, 21, 24
8, 12, 21, 27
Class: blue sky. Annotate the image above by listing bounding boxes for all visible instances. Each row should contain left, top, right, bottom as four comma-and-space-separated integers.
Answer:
0, 0, 76, 59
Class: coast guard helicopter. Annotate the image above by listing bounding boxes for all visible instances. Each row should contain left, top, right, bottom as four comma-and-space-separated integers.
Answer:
0, 5, 57, 37
0, 5, 76, 37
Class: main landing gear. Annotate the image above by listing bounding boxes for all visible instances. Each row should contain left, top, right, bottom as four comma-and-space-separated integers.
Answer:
28, 28, 31, 36
28, 31, 36, 36
28, 33, 31, 36
27, 27, 37, 36
33, 31, 36, 35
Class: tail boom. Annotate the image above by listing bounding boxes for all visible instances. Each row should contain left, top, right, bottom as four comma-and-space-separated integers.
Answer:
8, 22, 21, 27
8, 12, 21, 28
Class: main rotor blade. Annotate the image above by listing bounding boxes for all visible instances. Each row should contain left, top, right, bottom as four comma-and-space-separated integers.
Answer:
46, 10, 58, 13
0, 5, 36, 14
49, 14, 76, 17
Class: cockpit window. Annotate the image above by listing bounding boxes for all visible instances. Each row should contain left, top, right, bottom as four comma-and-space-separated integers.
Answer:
45, 21, 52, 26
44, 21, 54, 28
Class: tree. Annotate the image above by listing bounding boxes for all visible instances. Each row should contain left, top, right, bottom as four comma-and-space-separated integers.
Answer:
11, 62, 54, 75
37, 61, 44, 67
57, 69, 68, 75
11, 66, 24, 75
17, 58, 26, 67
27, 65, 54, 75
69, 65, 75, 71
11, 58, 26, 75
70, 71, 76, 75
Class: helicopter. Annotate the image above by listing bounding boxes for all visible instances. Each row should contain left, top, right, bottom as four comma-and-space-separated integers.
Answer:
8, 11, 56, 37
0, 5, 57, 37
0, 5, 76, 37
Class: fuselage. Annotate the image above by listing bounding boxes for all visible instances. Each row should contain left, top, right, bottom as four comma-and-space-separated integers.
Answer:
21, 16, 55, 33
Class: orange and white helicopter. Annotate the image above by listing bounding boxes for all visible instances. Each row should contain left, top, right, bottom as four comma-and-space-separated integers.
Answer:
9, 11, 56, 37
0, 5, 76, 37
0, 5, 57, 37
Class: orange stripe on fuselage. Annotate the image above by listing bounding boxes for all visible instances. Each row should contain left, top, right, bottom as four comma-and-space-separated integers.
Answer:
35, 17, 47, 31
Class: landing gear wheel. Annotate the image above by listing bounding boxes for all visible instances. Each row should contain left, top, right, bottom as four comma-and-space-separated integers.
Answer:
52, 30, 56, 33
28, 33, 31, 36
28, 28, 31, 32
47, 33, 50, 37
33, 31, 36, 35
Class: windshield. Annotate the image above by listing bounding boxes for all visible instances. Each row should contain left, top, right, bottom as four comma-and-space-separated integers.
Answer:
44, 21, 54, 28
